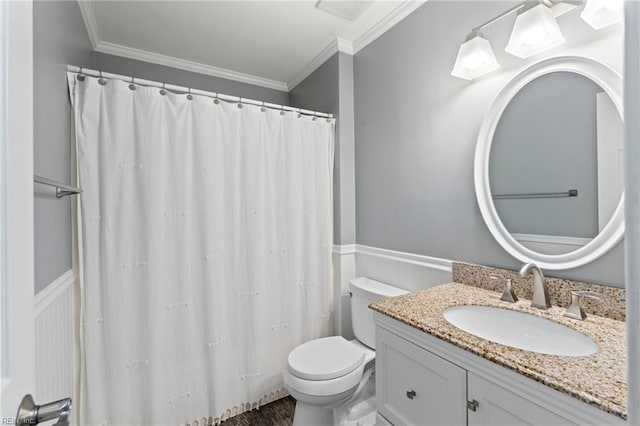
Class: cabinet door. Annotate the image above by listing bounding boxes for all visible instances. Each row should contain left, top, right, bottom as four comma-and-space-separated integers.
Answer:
467, 372, 576, 426
376, 328, 467, 426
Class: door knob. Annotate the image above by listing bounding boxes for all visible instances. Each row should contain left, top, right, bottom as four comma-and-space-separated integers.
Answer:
16, 394, 72, 425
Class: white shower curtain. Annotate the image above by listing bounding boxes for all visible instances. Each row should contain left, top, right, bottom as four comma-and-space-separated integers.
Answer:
68, 73, 334, 426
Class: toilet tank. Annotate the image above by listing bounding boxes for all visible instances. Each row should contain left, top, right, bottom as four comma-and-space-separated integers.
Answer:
350, 277, 408, 349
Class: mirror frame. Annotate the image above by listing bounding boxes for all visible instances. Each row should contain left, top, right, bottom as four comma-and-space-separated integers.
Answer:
474, 56, 624, 270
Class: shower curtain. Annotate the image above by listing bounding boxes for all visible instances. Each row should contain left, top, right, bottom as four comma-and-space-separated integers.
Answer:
68, 73, 334, 426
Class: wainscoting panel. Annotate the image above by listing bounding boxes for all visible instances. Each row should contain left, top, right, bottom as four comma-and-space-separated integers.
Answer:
35, 270, 75, 405
333, 244, 453, 338
355, 245, 453, 292
332, 244, 356, 339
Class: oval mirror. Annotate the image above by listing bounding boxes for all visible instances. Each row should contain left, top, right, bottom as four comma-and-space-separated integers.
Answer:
474, 57, 624, 270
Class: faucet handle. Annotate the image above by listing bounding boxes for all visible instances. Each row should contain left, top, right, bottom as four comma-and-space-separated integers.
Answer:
564, 290, 601, 320
490, 274, 518, 303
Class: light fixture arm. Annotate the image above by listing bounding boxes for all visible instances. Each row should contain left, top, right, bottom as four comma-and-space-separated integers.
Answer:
472, 3, 526, 33
471, 0, 583, 34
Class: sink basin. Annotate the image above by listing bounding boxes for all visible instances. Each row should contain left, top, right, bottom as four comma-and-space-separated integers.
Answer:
443, 305, 598, 357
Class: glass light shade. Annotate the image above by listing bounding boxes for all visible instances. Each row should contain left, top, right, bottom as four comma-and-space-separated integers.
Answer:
451, 35, 500, 80
505, 4, 566, 59
581, 0, 624, 30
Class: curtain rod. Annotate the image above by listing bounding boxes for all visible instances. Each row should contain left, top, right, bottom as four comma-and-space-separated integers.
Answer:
67, 65, 334, 119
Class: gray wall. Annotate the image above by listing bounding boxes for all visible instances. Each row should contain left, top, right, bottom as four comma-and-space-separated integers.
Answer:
93, 53, 289, 106
290, 52, 356, 245
290, 53, 356, 338
34, 0, 93, 293
354, 0, 625, 287
290, 54, 339, 114
34, 2, 290, 293
491, 72, 601, 238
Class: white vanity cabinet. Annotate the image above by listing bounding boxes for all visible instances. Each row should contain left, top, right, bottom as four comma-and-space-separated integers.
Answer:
374, 312, 625, 426
466, 372, 573, 426
376, 327, 466, 425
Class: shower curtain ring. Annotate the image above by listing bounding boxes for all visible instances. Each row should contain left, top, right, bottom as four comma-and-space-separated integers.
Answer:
128, 75, 136, 91
160, 82, 167, 96
213, 93, 220, 104
261, 101, 266, 112
77, 67, 85, 82
237, 97, 243, 109
98, 70, 107, 86
187, 87, 193, 100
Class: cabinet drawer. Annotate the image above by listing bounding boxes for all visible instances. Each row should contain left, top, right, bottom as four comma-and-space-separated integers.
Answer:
376, 327, 467, 426
467, 372, 575, 426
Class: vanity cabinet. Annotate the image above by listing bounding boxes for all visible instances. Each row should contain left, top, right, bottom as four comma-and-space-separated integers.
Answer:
374, 314, 624, 426
467, 373, 572, 426
376, 327, 466, 425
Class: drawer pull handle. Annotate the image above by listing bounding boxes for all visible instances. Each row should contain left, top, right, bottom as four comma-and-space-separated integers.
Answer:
467, 399, 479, 412
406, 390, 416, 400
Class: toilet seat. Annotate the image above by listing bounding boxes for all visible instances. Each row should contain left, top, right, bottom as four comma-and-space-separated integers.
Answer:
284, 338, 375, 398
287, 336, 364, 380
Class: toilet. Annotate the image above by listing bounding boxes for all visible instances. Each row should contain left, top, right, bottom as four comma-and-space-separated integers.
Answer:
283, 277, 408, 425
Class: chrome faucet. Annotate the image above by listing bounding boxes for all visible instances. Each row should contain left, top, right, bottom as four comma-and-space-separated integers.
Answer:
519, 263, 551, 310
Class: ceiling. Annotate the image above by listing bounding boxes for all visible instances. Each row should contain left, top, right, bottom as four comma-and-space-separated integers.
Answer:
78, 0, 426, 91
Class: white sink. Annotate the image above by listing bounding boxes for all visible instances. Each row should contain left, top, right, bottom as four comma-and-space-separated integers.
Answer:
443, 305, 598, 357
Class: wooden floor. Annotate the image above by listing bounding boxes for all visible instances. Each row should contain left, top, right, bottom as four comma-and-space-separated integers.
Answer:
221, 397, 296, 426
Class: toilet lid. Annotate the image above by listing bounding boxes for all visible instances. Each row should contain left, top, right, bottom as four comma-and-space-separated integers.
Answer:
287, 336, 365, 381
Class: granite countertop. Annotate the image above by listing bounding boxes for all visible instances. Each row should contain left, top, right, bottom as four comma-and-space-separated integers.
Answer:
370, 282, 627, 419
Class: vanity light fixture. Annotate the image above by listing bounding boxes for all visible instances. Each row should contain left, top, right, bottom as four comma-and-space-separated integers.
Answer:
580, 0, 624, 30
505, 2, 566, 59
451, 31, 500, 80
451, 0, 621, 81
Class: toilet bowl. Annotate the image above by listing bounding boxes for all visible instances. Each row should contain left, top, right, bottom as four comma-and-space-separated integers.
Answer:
284, 277, 408, 425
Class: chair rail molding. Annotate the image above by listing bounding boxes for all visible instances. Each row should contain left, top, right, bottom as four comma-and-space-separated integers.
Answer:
332, 243, 357, 255
34, 270, 74, 316
332, 244, 453, 294
355, 244, 453, 272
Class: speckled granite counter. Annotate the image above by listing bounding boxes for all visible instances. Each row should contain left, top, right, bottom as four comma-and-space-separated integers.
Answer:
370, 283, 627, 419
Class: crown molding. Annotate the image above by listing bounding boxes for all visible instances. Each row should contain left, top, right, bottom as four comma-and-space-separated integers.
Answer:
336, 37, 355, 55
94, 41, 289, 91
288, 1, 426, 89
76, 0, 427, 93
77, 0, 288, 91
352, 0, 428, 54
77, 0, 100, 49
